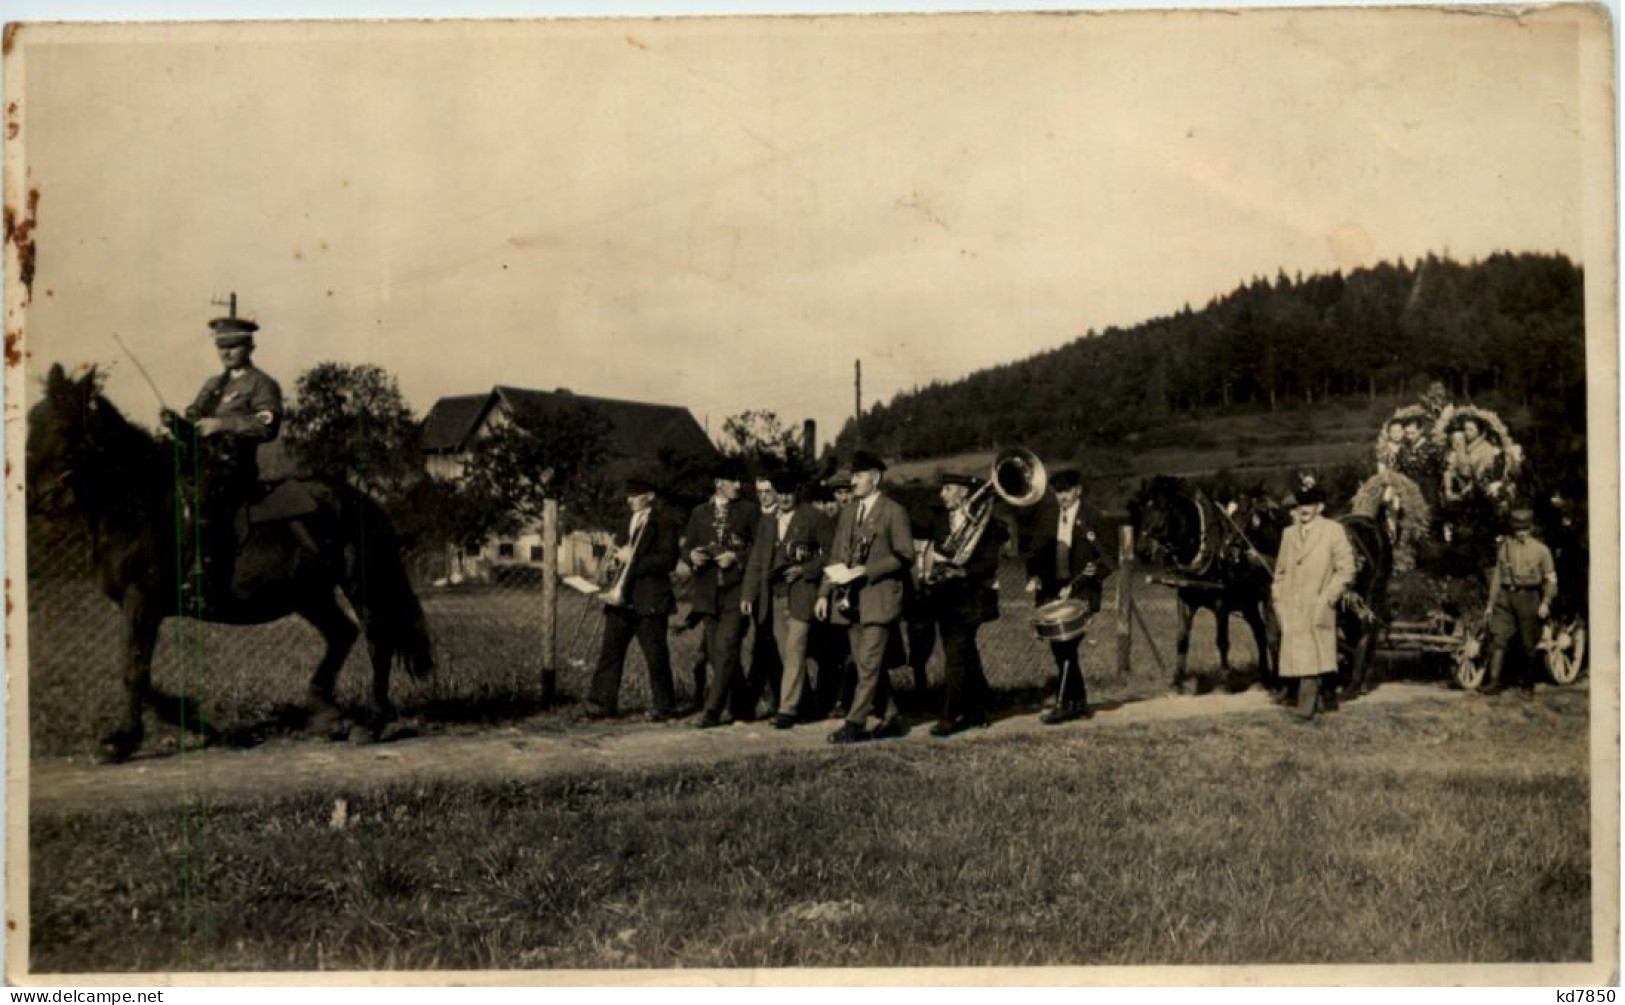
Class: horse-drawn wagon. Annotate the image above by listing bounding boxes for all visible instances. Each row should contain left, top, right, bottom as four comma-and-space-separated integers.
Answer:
1129, 388, 1587, 699
1361, 396, 1587, 691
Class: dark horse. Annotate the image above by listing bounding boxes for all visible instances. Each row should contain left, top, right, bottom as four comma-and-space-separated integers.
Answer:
27, 364, 434, 763
1129, 476, 1279, 693
1328, 510, 1393, 699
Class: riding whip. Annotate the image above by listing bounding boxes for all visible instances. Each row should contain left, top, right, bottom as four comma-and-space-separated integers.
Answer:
110, 333, 172, 411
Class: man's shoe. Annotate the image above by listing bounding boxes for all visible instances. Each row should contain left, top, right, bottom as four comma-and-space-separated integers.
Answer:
931, 713, 988, 738
1041, 703, 1088, 726
645, 709, 677, 723
828, 722, 869, 745
872, 715, 908, 740
770, 713, 796, 730
576, 706, 615, 723
693, 713, 725, 730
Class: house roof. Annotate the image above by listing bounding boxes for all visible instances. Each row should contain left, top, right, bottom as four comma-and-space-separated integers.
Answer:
420, 386, 718, 468
420, 394, 494, 454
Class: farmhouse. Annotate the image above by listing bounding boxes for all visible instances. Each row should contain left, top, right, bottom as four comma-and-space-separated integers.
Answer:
420, 385, 718, 579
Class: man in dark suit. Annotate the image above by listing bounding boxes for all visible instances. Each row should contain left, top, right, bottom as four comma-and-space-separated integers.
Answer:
742, 471, 834, 729
585, 476, 681, 721
1024, 468, 1114, 724
925, 473, 1006, 736
688, 457, 759, 728
816, 451, 915, 744
739, 472, 785, 718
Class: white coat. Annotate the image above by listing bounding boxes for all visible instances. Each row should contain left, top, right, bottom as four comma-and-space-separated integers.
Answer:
1272, 514, 1356, 677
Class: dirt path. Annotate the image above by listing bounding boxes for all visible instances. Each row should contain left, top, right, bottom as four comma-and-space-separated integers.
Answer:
29, 682, 1469, 815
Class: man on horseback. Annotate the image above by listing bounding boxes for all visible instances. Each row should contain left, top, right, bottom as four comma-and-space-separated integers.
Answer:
162, 310, 283, 604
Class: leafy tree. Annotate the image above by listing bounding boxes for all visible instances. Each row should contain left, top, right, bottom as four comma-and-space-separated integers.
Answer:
282, 362, 422, 503
718, 409, 810, 472
458, 401, 615, 535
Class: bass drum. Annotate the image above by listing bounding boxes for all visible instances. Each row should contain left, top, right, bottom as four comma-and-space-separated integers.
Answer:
1031, 598, 1094, 643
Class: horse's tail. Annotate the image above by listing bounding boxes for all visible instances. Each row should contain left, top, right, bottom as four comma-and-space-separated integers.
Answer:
337, 487, 435, 678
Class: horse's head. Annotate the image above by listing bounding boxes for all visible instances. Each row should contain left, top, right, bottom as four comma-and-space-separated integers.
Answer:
1130, 475, 1189, 563
27, 363, 150, 514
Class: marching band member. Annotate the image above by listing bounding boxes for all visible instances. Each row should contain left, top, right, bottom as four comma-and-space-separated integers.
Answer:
688, 458, 759, 728
1024, 468, 1113, 724
584, 476, 682, 721
816, 451, 914, 744
926, 472, 1007, 737
742, 472, 834, 729
741, 472, 785, 718
806, 483, 854, 717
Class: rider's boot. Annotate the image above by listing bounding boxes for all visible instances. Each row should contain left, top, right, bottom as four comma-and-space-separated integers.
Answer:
1293, 675, 1321, 720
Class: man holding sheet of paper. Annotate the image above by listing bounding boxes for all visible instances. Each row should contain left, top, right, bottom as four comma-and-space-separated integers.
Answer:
815, 451, 915, 745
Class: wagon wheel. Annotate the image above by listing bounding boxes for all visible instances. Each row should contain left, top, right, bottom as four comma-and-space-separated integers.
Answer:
1450, 628, 1487, 691
1544, 617, 1588, 686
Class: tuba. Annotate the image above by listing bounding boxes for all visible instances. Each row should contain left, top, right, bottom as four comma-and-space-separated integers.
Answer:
597, 512, 648, 608
922, 447, 1048, 585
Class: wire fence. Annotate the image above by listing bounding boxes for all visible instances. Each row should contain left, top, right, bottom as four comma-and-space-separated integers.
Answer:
25, 518, 1272, 758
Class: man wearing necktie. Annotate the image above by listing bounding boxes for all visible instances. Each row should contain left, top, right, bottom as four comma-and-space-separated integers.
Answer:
585, 476, 681, 721
1024, 468, 1113, 724
743, 471, 834, 728
688, 457, 759, 728
739, 473, 785, 719
1270, 483, 1354, 721
816, 451, 915, 743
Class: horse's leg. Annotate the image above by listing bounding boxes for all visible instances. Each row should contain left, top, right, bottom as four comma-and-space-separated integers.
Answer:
1171, 594, 1193, 692
1243, 603, 1277, 692
297, 589, 359, 738
1214, 601, 1233, 679
100, 590, 160, 763
353, 629, 398, 744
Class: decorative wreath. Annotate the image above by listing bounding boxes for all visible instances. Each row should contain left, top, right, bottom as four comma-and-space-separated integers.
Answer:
1432, 403, 1524, 494
1351, 470, 1431, 572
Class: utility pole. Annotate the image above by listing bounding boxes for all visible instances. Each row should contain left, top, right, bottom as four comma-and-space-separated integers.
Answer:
853, 359, 862, 450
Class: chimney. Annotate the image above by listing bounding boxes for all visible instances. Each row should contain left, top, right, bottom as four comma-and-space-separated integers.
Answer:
801, 419, 816, 460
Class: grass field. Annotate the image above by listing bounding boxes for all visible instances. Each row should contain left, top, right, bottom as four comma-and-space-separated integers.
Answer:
29, 686, 1590, 972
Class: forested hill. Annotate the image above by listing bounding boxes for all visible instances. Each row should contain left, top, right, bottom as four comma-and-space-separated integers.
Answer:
833, 252, 1584, 462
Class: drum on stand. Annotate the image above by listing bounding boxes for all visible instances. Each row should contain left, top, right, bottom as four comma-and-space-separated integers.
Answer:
1031, 598, 1093, 642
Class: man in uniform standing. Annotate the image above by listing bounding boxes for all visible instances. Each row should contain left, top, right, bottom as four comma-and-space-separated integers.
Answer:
163, 311, 282, 602
1481, 508, 1558, 695
1024, 469, 1113, 724
816, 451, 914, 744
585, 476, 681, 721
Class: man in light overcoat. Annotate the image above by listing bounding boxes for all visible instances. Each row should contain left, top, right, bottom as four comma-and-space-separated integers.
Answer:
1271, 484, 1354, 720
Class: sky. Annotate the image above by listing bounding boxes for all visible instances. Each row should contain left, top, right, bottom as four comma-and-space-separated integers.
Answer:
10, 6, 1605, 452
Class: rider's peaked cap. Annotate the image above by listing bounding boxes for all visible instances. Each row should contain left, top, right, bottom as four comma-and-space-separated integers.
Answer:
1049, 467, 1082, 492
209, 315, 259, 347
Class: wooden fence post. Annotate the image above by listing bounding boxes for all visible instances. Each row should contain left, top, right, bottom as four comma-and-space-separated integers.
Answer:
540, 498, 559, 705
1116, 525, 1134, 675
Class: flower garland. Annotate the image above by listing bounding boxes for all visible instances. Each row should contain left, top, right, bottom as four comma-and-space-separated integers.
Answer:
1351, 471, 1431, 572
1432, 404, 1524, 478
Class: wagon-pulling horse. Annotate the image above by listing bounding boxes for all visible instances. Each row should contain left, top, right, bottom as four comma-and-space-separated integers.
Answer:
1131, 476, 1392, 700
27, 364, 435, 763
